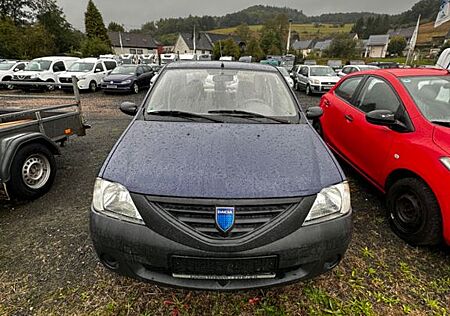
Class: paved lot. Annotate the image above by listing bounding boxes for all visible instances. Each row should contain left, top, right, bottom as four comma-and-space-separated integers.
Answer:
0, 89, 449, 315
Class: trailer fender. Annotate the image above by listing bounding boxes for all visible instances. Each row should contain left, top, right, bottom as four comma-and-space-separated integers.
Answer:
0, 132, 60, 183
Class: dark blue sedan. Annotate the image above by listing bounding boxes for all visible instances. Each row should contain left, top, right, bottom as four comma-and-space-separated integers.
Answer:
90, 61, 352, 290
101, 64, 153, 94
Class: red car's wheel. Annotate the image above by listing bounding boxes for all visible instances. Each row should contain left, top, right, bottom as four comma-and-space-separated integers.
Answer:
387, 177, 442, 246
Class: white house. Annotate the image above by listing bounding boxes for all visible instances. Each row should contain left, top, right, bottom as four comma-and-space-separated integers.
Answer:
364, 35, 390, 58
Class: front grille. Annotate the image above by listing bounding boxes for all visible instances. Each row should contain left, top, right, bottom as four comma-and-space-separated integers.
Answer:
154, 201, 296, 239
14, 75, 31, 80
59, 77, 72, 83
322, 82, 335, 85
171, 255, 278, 277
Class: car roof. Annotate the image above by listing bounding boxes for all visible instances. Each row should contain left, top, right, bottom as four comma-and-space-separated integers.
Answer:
33, 56, 79, 61
365, 68, 449, 77
165, 61, 278, 72
78, 58, 99, 63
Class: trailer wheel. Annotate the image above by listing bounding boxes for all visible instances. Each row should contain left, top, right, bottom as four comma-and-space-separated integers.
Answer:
7, 143, 56, 200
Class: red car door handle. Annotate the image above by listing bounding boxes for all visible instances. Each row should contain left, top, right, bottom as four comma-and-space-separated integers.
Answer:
345, 114, 354, 122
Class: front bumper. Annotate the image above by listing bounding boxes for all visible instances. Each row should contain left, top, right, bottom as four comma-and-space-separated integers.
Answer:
90, 204, 352, 291
100, 83, 133, 92
310, 84, 336, 93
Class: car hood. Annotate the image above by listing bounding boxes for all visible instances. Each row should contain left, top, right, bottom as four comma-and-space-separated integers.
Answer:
433, 125, 450, 155
14, 70, 44, 77
101, 121, 344, 199
311, 75, 340, 82
103, 74, 134, 81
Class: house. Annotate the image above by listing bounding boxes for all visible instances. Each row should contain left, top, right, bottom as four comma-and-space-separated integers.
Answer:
173, 32, 245, 55
291, 39, 316, 57
388, 27, 415, 46
313, 40, 332, 57
364, 35, 390, 58
349, 33, 359, 41
108, 31, 158, 55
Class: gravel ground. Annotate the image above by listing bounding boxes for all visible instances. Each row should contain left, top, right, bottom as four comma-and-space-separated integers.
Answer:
0, 88, 449, 316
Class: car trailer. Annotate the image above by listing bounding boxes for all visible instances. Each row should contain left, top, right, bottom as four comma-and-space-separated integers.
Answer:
0, 78, 89, 200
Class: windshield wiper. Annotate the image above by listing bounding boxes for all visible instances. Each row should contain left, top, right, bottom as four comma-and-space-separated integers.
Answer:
208, 110, 290, 123
431, 120, 450, 127
147, 110, 223, 122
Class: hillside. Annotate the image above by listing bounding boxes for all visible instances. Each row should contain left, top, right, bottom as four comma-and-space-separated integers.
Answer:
210, 23, 354, 40
417, 20, 450, 44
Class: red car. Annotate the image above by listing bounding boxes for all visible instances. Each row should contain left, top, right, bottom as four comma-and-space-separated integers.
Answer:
318, 68, 450, 246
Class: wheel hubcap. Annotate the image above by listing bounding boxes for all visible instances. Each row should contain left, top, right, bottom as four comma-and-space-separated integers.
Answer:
134, 84, 138, 93
393, 192, 423, 233
21, 154, 51, 189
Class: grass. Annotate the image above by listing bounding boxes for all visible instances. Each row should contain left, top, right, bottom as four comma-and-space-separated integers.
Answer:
417, 20, 450, 45
209, 23, 354, 40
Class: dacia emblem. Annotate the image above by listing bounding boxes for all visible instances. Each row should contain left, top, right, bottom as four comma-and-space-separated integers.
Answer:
215, 207, 235, 234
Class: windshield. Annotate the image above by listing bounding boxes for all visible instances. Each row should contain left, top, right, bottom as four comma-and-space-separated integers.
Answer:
25, 60, 51, 72
310, 67, 336, 77
0, 63, 15, 71
277, 67, 289, 76
68, 62, 94, 72
146, 69, 298, 121
111, 66, 137, 75
401, 76, 450, 123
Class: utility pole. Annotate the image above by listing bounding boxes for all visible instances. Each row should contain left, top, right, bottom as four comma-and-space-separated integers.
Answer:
286, 19, 293, 54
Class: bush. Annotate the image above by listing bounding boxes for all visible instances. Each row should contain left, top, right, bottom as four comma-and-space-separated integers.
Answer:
81, 37, 111, 57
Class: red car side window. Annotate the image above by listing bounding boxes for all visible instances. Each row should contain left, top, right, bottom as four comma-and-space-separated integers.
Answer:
335, 76, 363, 103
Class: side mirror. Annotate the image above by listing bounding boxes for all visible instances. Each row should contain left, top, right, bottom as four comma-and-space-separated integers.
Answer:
120, 102, 138, 116
14, 68, 20, 72
95, 68, 102, 73
306, 106, 323, 120
365, 110, 396, 126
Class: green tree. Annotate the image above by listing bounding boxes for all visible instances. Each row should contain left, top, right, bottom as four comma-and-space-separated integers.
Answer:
212, 38, 240, 60
388, 36, 407, 56
81, 37, 111, 57
107, 21, 124, 32
22, 24, 56, 58
245, 36, 264, 60
84, 0, 110, 43
235, 23, 251, 42
37, 1, 81, 55
0, 19, 23, 58
325, 33, 357, 58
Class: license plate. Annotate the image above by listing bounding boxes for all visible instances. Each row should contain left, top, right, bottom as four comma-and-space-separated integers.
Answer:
107, 85, 117, 89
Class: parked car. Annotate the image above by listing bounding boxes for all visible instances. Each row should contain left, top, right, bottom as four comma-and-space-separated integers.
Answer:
90, 61, 352, 290
367, 62, 399, 69
338, 65, 380, 77
0, 60, 27, 89
277, 66, 294, 88
161, 54, 178, 64
58, 58, 117, 92
219, 56, 235, 61
436, 48, 450, 69
101, 64, 153, 94
318, 68, 450, 246
12, 56, 79, 91
179, 54, 197, 61
239, 56, 254, 63
295, 65, 341, 95
197, 54, 212, 61
327, 60, 343, 73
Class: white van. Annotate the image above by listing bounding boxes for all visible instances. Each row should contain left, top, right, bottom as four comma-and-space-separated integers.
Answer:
58, 58, 118, 92
436, 48, 450, 69
179, 54, 197, 61
161, 54, 178, 64
12, 56, 79, 90
219, 56, 235, 61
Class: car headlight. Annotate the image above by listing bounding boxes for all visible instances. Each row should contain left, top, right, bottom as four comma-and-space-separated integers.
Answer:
311, 79, 320, 85
78, 75, 86, 80
303, 182, 351, 225
92, 178, 144, 224
440, 157, 450, 171
122, 79, 132, 84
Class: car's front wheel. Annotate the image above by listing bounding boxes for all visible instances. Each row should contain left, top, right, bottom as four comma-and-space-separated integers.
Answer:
387, 177, 442, 246
89, 81, 97, 92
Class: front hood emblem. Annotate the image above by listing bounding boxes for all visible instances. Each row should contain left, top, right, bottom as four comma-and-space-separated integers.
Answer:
215, 207, 235, 234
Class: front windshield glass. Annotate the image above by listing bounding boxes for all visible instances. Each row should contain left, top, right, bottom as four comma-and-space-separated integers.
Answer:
146, 69, 298, 119
111, 66, 137, 75
25, 60, 51, 72
310, 67, 336, 76
68, 62, 94, 72
400, 76, 450, 123
0, 62, 15, 70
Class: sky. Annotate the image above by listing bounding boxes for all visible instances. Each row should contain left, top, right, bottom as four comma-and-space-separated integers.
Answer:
56, 0, 419, 30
